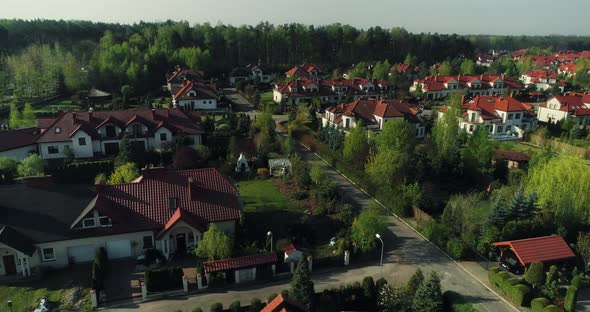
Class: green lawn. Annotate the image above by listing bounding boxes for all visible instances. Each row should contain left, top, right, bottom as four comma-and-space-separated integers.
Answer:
260, 91, 279, 113
0, 265, 92, 312
237, 178, 290, 212
32, 98, 83, 113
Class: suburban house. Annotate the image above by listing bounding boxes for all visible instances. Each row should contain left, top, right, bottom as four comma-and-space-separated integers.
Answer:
0, 127, 39, 160
285, 63, 323, 79
172, 80, 218, 111
410, 74, 521, 100
558, 62, 590, 78
537, 94, 590, 125
519, 70, 564, 92
475, 53, 498, 67
166, 66, 205, 92
438, 95, 536, 138
390, 64, 420, 80
493, 235, 576, 274
0, 168, 241, 277
322, 98, 426, 138
273, 78, 389, 106
229, 62, 272, 85
34, 108, 203, 159
260, 294, 306, 312
494, 149, 530, 169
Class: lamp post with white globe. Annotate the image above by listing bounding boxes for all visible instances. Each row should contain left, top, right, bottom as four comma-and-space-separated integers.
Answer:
376, 233, 384, 277
267, 231, 273, 252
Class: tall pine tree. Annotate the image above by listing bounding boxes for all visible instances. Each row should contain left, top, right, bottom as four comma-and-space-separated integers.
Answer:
412, 272, 443, 312
291, 257, 315, 304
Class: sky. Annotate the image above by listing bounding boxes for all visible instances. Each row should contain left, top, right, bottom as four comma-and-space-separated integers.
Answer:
2, 0, 590, 36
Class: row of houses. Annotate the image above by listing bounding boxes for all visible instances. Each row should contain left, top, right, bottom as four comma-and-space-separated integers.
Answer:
410, 74, 521, 100
0, 107, 204, 161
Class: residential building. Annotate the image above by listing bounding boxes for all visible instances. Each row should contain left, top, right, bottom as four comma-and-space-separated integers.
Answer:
172, 80, 218, 110
34, 108, 203, 159
322, 98, 425, 138
273, 78, 389, 106
475, 53, 498, 67
537, 94, 590, 125
0, 127, 39, 160
519, 70, 564, 92
0, 168, 241, 277
229, 62, 272, 85
260, 294, 306, 312
439, 95, 536, 138
285, 63, 323, 79
166, 66, 205, 92
494, 150, 530, 169
410, 74, 520, 100
558, 62, 590, 78
390, 64, 420, 80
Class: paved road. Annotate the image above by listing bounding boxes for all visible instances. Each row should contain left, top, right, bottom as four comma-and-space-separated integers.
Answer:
102, 145, 515, 312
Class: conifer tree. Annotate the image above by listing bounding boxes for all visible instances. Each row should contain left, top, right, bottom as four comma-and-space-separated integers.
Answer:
291, 257, 315, 304
412, 272, 443, 312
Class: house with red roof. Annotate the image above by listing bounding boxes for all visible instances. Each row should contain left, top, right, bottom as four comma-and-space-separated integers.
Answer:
34, 108, 203, 160
519, 70, 564, 92
172, 80, 218, 110
285, 63, 323, 79
558, 62, 590, 78
438, 95, 536, 138
537, 94, 590, 125
260, 294, 307, 312
390, 64, 420, 80
0, 168, 242, 277
410, 74, 520, 100
166, 65, 205, 92
273, 78, 389, 106
322, 98, 425, 137
0, 127, 39, 160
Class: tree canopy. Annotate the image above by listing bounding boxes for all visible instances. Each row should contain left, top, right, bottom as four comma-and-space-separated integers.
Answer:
196, 223, 232, 260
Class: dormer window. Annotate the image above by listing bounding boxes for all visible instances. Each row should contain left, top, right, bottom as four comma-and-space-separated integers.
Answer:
99, 216, 112, 226
83, 218, 96, 228
55, 127, 61, 134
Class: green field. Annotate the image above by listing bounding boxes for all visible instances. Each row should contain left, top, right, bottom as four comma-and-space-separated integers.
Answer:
237, 178, 289, 212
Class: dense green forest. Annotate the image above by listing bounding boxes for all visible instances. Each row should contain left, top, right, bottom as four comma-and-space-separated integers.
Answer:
1, 19, 590, 98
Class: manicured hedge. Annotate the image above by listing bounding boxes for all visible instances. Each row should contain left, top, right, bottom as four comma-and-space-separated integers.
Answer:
531, 297, 550, 312
49, 160, 113, 183
571, 275, 582, 288
542, 305, 564, 312
510, 284, 531, 307
144, 267, 184, 292
564, 286, 578, 312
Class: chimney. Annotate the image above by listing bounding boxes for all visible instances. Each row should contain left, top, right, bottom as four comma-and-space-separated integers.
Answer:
187, 177, 195, 200
480, 74, 483, 80
461, 95, 465, 103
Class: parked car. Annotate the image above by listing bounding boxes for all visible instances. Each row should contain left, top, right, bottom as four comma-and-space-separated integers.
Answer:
34, 296, 51, 312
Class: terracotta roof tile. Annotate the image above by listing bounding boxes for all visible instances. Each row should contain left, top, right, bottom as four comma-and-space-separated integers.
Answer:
203, 253, 277, 273
0, 127, 39, 152
260, 294, 307, 312
493, 235, 575, 266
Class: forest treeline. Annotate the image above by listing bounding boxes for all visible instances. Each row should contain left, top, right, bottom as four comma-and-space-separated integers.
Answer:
1, 19, 590, 96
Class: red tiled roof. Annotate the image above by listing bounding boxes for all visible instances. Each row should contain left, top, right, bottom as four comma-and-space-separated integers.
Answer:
203, 253, 277, 273
285, 63, 322, 77
283, 244, 297, 255
260, 294, 307, 312
35, 108, 203, 143
173, 80, 217, 101
493, 235, 575, 266
415, 75, 520, 92
494, 149, 530, 162
92, 168, 240, 234
325, 98, 420, 127
166, 67, 204, 83
460, 95, 531, 120
549, 95, 590, 116
157, 207, 207, 239
0, 127, 39, 152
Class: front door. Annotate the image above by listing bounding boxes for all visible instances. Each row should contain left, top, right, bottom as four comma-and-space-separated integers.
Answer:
176, 234, 186, 254
2, 255, 16, 275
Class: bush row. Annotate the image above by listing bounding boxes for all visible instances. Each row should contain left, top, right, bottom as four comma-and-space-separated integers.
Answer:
48, 160, 113, 183
488, 267, 531, 307
145, 267, 184, 292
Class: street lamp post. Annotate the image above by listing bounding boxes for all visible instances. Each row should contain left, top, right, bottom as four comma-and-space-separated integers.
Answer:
376, 233, 384, 278
267, 231, 273, 252
7, 300, 13, 312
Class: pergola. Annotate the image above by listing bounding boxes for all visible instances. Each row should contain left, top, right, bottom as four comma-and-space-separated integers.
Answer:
268, 158, 292, 177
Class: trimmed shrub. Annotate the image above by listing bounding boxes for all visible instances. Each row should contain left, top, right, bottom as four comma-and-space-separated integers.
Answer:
375, 278, 388, 292
542, 305, 564, 312
144, 267, 184, 292
362, 276, 376, 300
229, 300, 241, 312
531, 297, 550, 312
571, 275, 582, 288
281, 289, 289, 298
500, 277, 520, 293
210, 302, 223, 312
564, 286, 578, 312
491, 271, 510, 288
510, 284, 531, 307
525, 262, 545, 289
249, 298, 263, 312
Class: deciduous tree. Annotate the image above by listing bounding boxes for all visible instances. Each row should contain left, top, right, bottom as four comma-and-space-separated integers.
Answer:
196, 224, 232, 260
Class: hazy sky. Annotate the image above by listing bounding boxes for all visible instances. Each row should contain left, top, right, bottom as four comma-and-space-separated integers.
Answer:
2, 0, 589, 36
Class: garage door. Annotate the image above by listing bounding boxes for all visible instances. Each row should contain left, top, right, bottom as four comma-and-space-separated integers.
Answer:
67, 245, 96, 263
106, 240, 132, 259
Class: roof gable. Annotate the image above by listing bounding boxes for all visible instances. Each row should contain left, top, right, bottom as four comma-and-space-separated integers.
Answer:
493, 235, 575, 265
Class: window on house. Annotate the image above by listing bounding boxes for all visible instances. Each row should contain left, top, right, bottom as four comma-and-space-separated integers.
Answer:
48, 146, 59, 154
160, 133, 168, 141
143, 236, 153, 249
132, 124, 142, 136
508, 113, 513, 120
55, 127, 61, 134
83, 218, 96, 228
469, 125, 474, 132
42, 248, 55, 261
78, 137, 87, 146
506, 126, 511, 132
99, 216, 111, 226
105, 126, 116, 137
515, 113, 521, 119
498, 126, 504, 133
188, 232, 194, 244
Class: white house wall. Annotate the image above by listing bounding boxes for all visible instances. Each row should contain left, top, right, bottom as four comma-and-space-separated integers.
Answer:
0, 145, 37, 161
71, 131, 94, 158
38, 142, 73, 159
